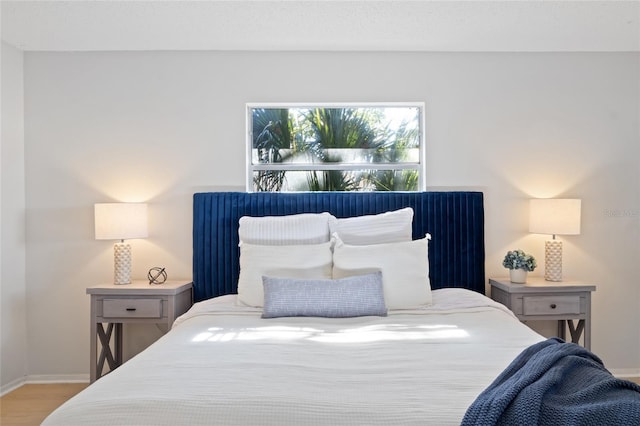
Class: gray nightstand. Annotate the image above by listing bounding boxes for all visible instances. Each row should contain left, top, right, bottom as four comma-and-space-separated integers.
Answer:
489, 277, 596, 349
87, 280, 193, 382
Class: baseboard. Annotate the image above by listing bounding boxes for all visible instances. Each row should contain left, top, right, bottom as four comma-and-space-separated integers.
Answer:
25, 374, 90, 384
1, 376, 26, 397
610, 368, 640, 379
1, 374, 90, 396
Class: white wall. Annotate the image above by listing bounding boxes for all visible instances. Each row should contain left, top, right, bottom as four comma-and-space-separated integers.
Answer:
21, 51, 640, 378
1, 42, 27, 392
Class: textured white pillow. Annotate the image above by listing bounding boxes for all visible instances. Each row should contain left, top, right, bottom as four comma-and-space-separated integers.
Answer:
239, 213, 332, 245
237, 241, 333, 307
328, 207, 413, 245
332, 233, 432, 309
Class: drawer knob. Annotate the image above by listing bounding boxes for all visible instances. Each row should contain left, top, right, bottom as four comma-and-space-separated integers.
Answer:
126, 308, 137, 312
550, 304, 557, 309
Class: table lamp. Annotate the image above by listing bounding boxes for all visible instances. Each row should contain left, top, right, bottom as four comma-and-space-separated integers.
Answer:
94, 203, 148, 285
529, 198, 581, 282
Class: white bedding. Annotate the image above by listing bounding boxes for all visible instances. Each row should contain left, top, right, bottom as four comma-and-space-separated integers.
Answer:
43, 289, 544, 426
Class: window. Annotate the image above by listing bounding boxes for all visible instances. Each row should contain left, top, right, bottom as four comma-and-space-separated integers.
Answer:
247, 103, 425, 192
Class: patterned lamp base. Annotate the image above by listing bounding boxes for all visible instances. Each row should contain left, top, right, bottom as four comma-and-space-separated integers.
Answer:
114, 242, 132, 285
544, 240, 562, 282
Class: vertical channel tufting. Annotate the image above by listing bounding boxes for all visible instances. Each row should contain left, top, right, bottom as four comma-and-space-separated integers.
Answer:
193, 192, 485, 301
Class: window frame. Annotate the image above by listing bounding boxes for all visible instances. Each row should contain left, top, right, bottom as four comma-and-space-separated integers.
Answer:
246, 102, 426, 192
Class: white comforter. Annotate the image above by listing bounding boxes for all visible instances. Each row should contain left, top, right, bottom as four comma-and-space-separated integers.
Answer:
43, 289, 543, 426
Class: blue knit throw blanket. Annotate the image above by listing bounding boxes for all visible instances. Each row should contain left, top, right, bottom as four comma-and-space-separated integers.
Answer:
462, 338, 640, 426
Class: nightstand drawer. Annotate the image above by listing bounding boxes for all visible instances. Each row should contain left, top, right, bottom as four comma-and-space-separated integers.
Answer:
523, 295, 581, 316
103, 298, 162, 318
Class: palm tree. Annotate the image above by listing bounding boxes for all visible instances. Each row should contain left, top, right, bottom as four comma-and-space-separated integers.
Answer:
252, 108, 292, 191
251, 107, 419, 192
301, 108, 384, 191
367, 119, 420, 191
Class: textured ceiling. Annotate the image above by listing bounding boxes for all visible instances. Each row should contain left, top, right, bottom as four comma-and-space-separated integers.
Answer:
2, 1, 639, 52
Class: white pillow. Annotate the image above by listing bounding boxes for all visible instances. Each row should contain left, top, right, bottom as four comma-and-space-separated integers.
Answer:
332, 233, 432, 309
328, 207, 413, 245
237, 241, 333, 307
239, 213, 332, 245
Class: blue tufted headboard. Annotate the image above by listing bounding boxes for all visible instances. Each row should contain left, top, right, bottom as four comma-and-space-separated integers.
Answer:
192, 191, 485, 302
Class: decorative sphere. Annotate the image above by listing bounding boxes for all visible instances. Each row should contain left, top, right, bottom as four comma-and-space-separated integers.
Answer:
147, 267, 167, 284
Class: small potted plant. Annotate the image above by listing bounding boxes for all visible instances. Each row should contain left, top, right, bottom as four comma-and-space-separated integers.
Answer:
502, 249, 537, 283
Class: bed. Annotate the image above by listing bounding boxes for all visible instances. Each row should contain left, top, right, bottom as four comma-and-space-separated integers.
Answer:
44, 191, 551, 425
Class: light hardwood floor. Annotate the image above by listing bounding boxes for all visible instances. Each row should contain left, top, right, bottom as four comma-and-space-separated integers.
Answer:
2, 379, 639, 426
0, 383, 88, 426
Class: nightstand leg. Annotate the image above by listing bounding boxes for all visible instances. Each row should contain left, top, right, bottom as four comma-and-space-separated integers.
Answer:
115, 323, 123, 365
583, 320, 591, 350
568, 320, 585, 346
90, 316, 97, 383
557, 320, 566, 340
96, 323, 120, 379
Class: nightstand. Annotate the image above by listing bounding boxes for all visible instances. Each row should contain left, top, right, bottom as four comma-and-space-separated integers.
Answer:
489, 277, 596, 349
87, 280, 193, 382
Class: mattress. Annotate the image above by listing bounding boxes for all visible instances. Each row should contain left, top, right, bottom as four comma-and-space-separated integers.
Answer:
43, 288, 543, 425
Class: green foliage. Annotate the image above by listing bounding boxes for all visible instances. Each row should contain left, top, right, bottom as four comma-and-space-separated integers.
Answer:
502, 250, 537, 272
251, 107, 420, 192
306, 170, 359, 192
303, 108, 381, 150
368, 170, 419, 191
367, 117, 420, 191
252, 108, 292, 191
253, 170, 286, 192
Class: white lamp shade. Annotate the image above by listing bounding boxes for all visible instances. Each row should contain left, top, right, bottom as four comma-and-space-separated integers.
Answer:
529, 199, 581, 236
94, 203, 148, 240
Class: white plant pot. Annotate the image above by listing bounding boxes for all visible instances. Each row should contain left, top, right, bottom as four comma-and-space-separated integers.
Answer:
509, 268, 528, 284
